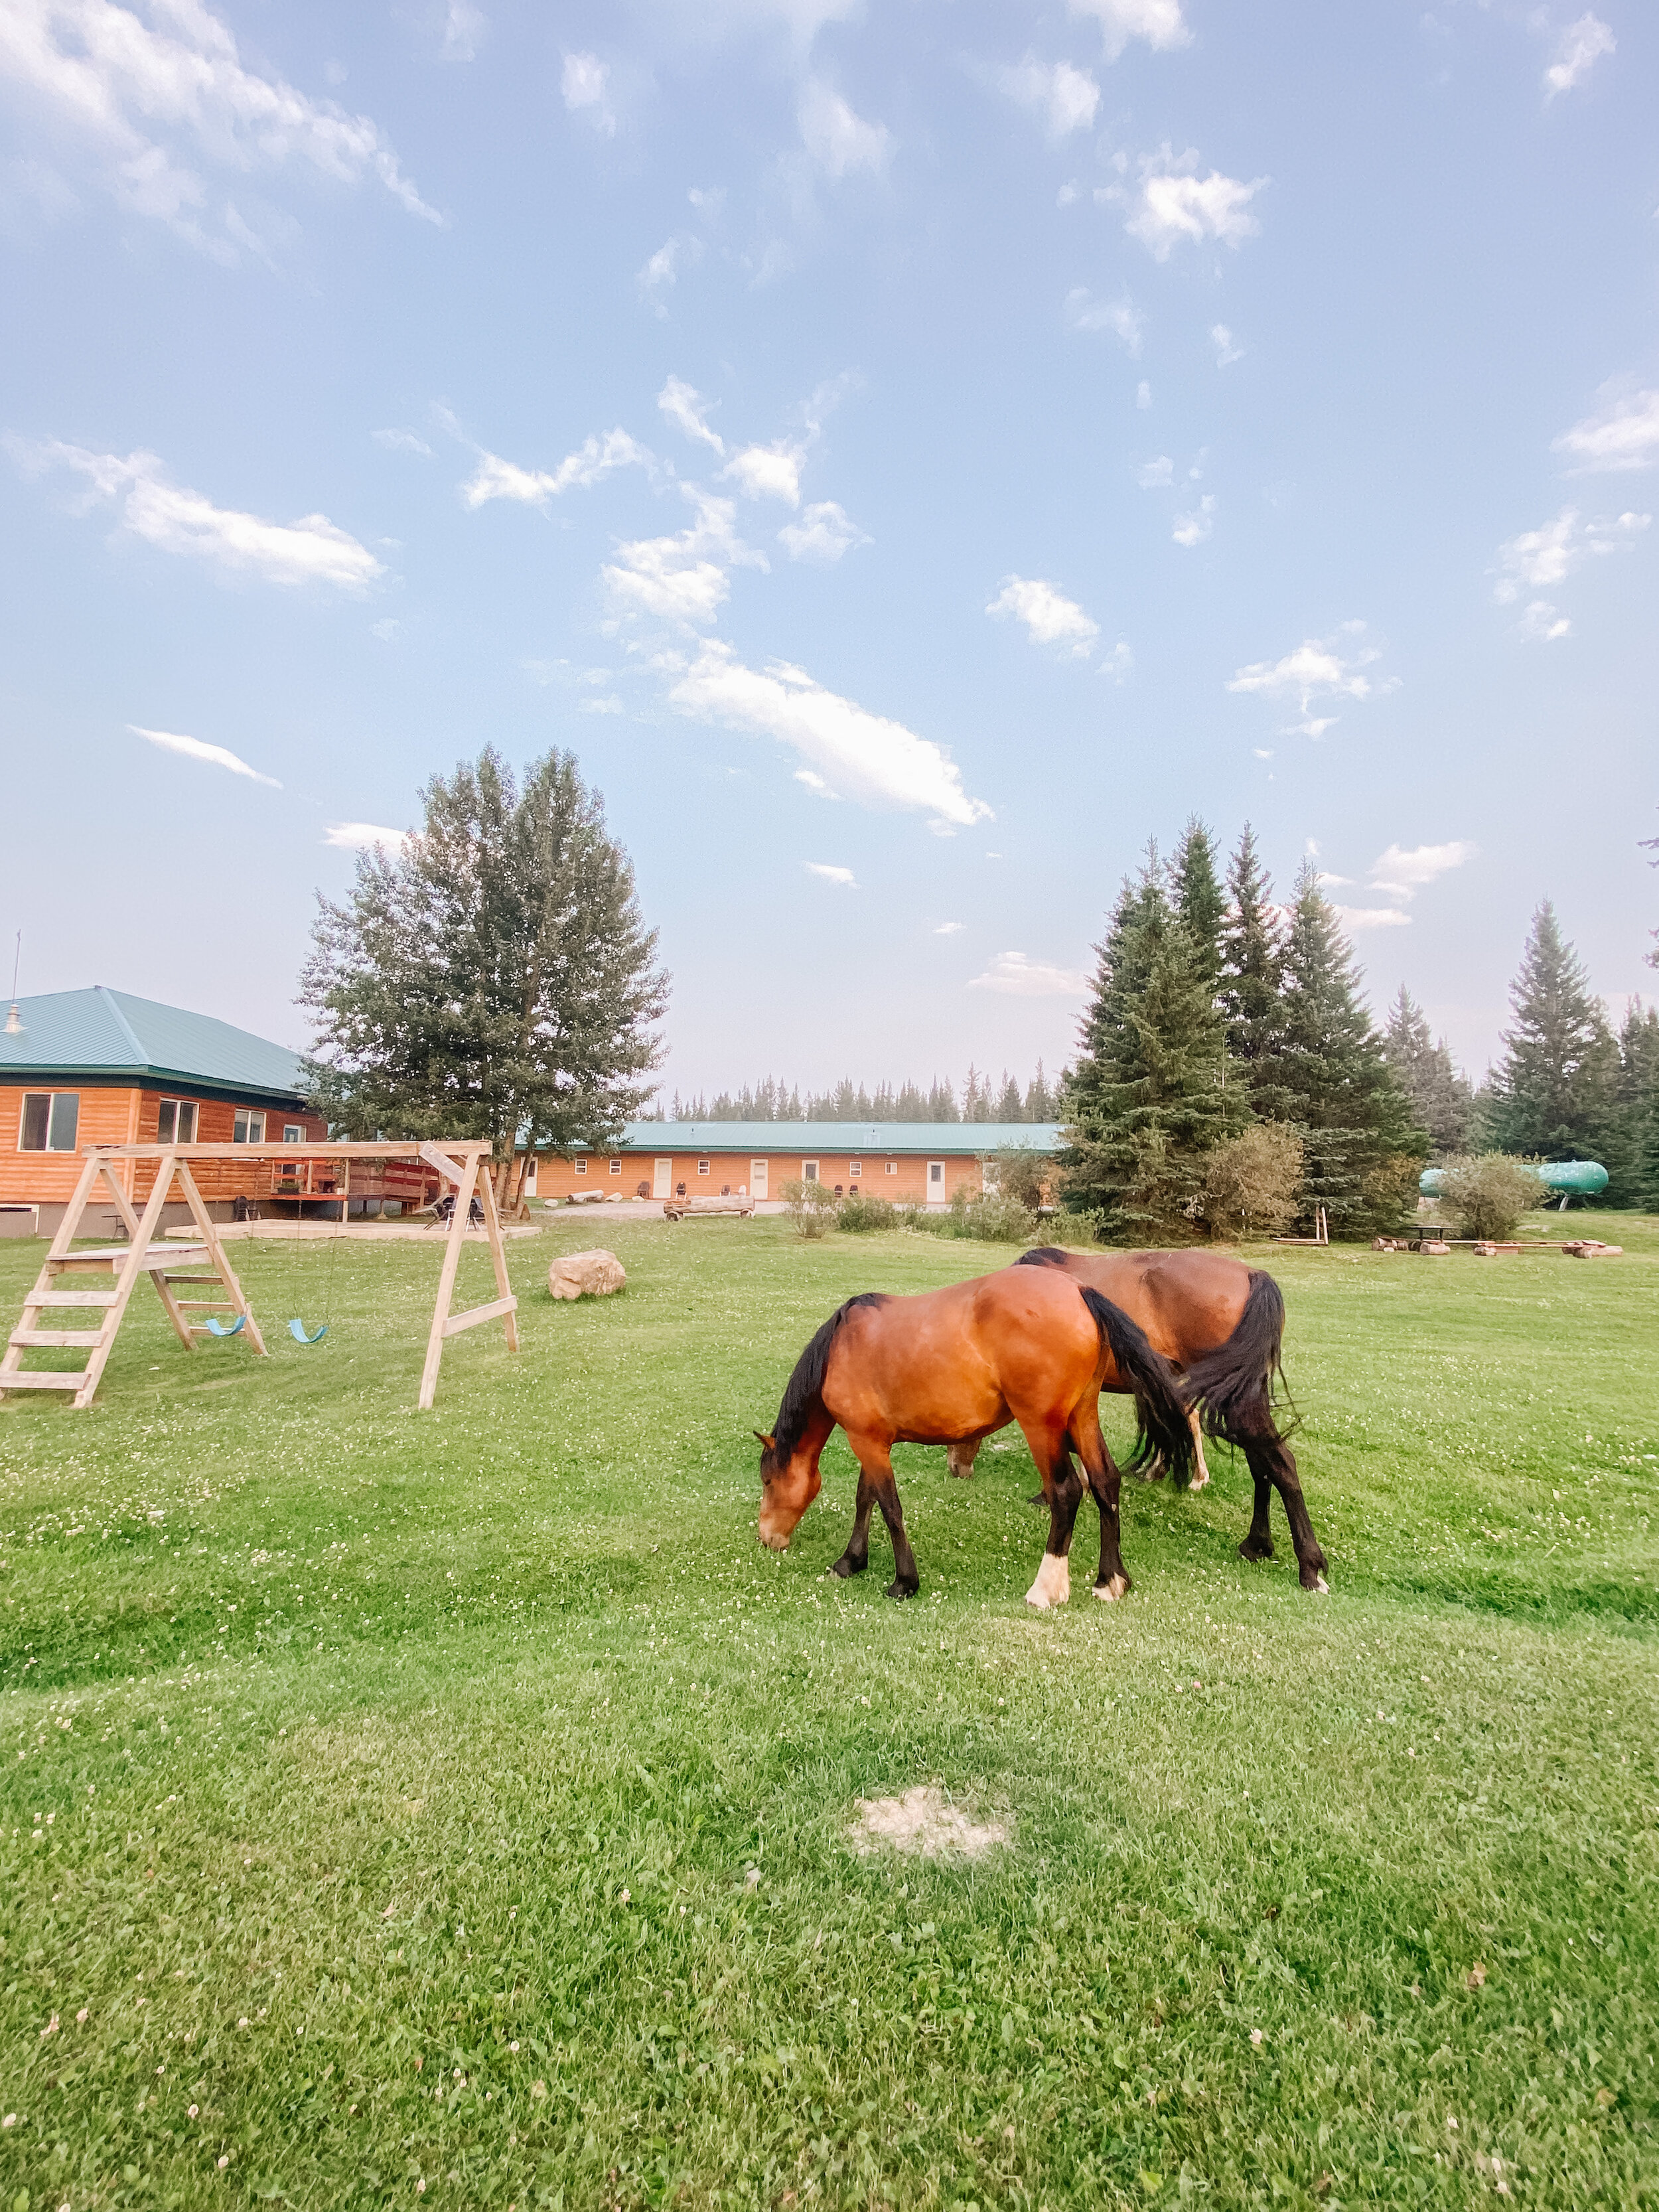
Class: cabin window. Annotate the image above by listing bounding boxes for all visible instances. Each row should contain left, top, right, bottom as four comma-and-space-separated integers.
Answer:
609, 1159, 621, 1175
19, 1092, 80, 1152
283, 1124, 304, 1143
847, 1161, 863, 1178
574, 1157, 587, 1176
885, 1161, 898, 1175
697, 1159, 709, 1176
232, 1109, 265, 1144
802, 1160, 819, 1182
156, 1098, 198, 1143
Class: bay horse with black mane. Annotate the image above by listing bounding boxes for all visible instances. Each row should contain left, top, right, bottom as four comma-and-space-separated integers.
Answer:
755, 1266, 1192, 1607
951, 1247, 1327, 1593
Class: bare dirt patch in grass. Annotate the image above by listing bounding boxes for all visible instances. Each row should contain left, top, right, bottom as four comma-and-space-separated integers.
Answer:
851, 1786, 1009, 1858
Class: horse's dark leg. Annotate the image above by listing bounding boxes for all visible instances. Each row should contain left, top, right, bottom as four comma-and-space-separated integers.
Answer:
1238, 1462, 1275, 1562
1016, 1418, 1084, 1608
1073, 1403, 1131, 1601
1240, 1427, 1328, 1593
828, 1471, 876, 1580
839, 1436, 918, 1599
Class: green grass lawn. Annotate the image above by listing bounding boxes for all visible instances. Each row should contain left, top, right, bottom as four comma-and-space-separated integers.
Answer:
0, 1209, 1655, 2210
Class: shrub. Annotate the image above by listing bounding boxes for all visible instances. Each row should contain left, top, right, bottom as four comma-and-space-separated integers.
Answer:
902, 1187, 1039, 1243
779, 1176, 839, 1239
837, 1193, 897, 1233
1437, 1153, 1544, 1241
986, 1145, 1049, 1213
1199, 1125, 1305, 1242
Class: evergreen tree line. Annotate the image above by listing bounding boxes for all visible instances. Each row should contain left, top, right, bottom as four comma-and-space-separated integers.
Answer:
1062, 817, 1659, 1242
650, 1064, 1064, 1124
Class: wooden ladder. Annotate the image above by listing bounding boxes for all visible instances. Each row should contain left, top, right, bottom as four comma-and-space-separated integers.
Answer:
0, 1151, 265, 1410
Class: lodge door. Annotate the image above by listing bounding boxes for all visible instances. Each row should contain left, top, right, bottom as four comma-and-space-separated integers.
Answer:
653, 1157, 672, 1199
751, 1159, 768, 1199
927, 1160, 946, 1204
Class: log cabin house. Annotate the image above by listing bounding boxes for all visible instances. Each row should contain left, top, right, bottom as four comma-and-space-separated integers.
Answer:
0, 987, 358, 1236
525, 1122, 1062, 1207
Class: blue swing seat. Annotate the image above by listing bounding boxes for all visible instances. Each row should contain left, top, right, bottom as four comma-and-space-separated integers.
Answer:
201, 1315, 246, 1338
288, 1318, 327, 1345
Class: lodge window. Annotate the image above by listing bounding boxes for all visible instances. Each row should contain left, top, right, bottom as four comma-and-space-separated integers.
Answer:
847, 1161, 863, 1178
802, 1160, 820, 1182
885, 1161, 898, 1175
19, 1092, 80, 1153
575, 1157, 588, 1176
283, 1124, 304, 1143
232, 1110, 265, 1143
156, 1098, 198, 1144
609, 1159, 621, 1175
697, 1159, 709, 1175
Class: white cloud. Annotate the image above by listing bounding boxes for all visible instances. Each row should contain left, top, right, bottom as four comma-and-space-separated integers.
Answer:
723, 442, 804, 505
603, 493, 764, 627
1491, 505, 1649, 599
934, 921, 964, 934
1064, 286, 1143, 354
668, 642, 991, 830
1114, 149, 1266, 259
1367, 841, 1475, 896
986, 575, 1099, 653
806, 862, 857, 887
778, 500, 869, 563
459, 427, 649, 510
1172, 493, 1215, 547
657, 376, 724, 456
636, 232, 701, 311
798, 80, 891, 179
373, 428, 431, 456
1136, 380, 1152, 409
1211, 323, 1244, 366
1553, 384, 1659, 475
1066, 0, 1189, 59
561, 51, 614, 133
1136, 455, 1173, 488
10, 437, 384, 589
0, 0, 437, 255
131, 723, 280, 786
1226, 628, 1383, 724
1520, 599, 1572, 642
580, 696, 624, 715
370, 617, 400, 640
1334, 906, 1411, 932
1544, 13, 1614, 96
968, 951, 1089, 997
323, 820, 408, 849
995, 56, 1100, 139
442, 3, 485, 62
1099, 640, 1133, 681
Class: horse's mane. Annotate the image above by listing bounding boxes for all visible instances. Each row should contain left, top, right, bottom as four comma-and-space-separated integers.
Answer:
1015, 1246, 1071, 1268
768, 1292, 888, 1459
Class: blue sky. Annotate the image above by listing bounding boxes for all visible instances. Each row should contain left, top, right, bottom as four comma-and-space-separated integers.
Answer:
2, 0, 1654, 1100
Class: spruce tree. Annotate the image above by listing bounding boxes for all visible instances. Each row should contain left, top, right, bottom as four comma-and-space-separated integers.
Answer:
1272, 863, 1423, 1236
1488, 902, 1619, 1160
1061, 853, 1236, 1241
1171, 816, 1226, 996
995, 1071, 1025, 1121
1604, 999, 1659, 1206
1382, 985, 1473, 1158
1025, 1060, 1054, 1120
1220, 824, 1291, 1122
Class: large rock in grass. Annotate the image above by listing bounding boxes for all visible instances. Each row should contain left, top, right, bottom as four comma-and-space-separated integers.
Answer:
548, 1249, 626, 1301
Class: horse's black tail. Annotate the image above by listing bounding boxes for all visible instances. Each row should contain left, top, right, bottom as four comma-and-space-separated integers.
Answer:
1179, 1268, 1296, 1449
1077, 1286, 1194, 1491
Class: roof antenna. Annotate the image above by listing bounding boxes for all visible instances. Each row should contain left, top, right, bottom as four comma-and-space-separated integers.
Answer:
4, 932, 21, 1036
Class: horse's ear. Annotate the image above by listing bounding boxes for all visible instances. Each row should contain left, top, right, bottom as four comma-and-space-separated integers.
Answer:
753, 1430, 776, 1451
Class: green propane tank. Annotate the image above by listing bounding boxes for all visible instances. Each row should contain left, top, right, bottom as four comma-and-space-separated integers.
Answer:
1418, 1161, 1608, 1198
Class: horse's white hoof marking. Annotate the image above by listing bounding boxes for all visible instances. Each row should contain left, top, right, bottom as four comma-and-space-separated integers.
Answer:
1024, 1552, 1070, 1609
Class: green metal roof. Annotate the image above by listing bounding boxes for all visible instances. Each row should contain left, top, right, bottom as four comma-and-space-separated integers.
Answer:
0, 988, 309, 1105
618, 1121, 1062, 1153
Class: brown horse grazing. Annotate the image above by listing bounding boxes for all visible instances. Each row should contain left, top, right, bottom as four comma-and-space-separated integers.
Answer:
951, 1247, 1327, 1593
755, 1267, 1192, 1607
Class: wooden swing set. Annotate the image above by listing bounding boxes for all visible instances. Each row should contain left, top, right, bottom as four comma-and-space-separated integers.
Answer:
0, 1140, 518, 1413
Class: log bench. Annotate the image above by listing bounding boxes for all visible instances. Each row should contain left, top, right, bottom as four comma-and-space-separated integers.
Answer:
662, 1195, 757, 1220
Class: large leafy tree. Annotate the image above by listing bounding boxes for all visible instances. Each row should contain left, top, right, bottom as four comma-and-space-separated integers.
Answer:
1271, 863, 1423, 1235
301, 747, 668, 1205
1220, 823, 1292, 1122
1061, 850, 1238, 1242
1382, 984, 1473, 1159
1486, 901, 1617, 1161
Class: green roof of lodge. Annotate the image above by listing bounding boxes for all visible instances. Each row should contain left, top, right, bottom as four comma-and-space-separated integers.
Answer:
0, 987, 309, 1106
617, 1121, 1062, 1154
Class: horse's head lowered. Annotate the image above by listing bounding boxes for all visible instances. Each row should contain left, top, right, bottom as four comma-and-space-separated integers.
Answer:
755, 1429, 820, 1550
